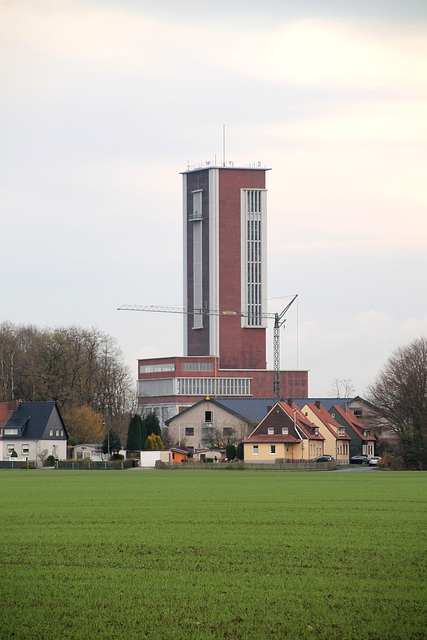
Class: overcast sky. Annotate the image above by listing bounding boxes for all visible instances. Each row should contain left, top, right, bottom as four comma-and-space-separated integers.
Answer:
1, 0, 426, 397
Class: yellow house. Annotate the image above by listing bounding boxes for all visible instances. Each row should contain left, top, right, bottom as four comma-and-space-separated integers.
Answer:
243, 401, 325, 463
302, 401, 351, 463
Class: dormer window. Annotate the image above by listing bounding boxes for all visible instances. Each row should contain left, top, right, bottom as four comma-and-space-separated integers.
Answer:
314, 428, 319, 436
338, 428, 346, 437
363, 429, 370, 437
268, 427, 274, 435
282, 427, 288, 435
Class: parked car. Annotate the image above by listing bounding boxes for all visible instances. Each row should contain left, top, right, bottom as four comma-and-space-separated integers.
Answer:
311, 455, 335, 462
350, 455, 368, 464
368, 456, 381, 466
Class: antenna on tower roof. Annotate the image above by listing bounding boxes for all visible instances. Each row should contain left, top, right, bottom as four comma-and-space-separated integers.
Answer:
222, 123, 226, 167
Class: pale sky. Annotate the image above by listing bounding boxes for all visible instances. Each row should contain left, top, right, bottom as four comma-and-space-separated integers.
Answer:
1, 0, 426, 397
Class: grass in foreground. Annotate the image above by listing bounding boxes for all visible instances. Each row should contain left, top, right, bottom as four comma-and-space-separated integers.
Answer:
0, 469, 426, 639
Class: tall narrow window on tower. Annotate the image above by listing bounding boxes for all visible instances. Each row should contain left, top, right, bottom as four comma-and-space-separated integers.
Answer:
243, 189, 265, 326
192, 190, 203, 328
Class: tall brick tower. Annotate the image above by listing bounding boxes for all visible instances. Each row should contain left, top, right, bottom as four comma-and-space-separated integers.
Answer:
182, 164, 270, 370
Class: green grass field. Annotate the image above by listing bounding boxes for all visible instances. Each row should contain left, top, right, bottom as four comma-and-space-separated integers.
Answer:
1, 469, 426, 639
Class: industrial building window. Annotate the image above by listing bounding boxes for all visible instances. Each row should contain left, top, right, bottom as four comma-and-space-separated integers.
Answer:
192, 190, 202, 219
176, 378, 251, 396
182, 362, 213, 372
185, 428, 194, 436
140, 363, 175, 374
193, 220, 203, 329
244, 190, 263, 326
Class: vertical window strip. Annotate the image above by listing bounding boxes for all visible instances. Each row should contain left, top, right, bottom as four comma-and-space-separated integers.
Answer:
193, 221, 203, 328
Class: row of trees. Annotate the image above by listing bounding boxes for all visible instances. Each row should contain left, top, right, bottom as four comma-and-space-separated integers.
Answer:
0, 322, 135, 444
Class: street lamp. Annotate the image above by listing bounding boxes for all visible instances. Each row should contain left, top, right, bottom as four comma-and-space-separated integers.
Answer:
103, 421, 110, 459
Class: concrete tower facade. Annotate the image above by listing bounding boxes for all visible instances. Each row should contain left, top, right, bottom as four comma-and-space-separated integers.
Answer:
183, 165, 269, 370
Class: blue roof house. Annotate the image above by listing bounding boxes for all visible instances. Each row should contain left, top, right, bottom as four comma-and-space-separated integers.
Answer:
0, 401, 68, 466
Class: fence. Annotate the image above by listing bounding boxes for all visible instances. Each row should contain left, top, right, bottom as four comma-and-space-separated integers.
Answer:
157, 460, 336, 471
57, 460, 134, 470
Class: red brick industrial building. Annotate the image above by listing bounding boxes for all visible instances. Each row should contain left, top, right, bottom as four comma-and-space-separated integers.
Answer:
137, 162, 308, 424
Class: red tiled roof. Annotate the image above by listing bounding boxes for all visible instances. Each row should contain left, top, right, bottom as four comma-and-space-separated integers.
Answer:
330, 405, 376, 441
278, 402, 325, 440
305, 403, 351, 440
0, 402, 16, 432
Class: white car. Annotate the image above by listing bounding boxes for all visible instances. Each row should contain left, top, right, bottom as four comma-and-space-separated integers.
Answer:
368, 456, 381, 466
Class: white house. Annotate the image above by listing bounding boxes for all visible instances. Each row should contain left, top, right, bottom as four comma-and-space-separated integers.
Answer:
0, 401, 68, 465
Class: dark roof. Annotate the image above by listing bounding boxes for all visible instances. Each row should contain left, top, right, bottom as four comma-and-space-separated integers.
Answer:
3, 402, 68, 440
218, 398, 354, 422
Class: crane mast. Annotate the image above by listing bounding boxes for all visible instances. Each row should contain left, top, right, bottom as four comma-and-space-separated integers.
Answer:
118, 295, 298, 400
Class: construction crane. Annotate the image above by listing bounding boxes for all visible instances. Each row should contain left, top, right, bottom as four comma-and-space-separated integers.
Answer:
118, 294, 298, 400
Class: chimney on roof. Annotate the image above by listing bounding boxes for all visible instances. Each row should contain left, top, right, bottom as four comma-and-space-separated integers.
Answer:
315, 400, 321, 409
287, 398, 293, 406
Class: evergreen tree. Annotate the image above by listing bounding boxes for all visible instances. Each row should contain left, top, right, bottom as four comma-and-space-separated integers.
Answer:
226, 443, 236, 460
102, 428, 122, 456
126, 414, 144, 451
236, 442, 244, 460
154, 435, 163, 450
143, 411, 161, 437
145, 434, 157, 450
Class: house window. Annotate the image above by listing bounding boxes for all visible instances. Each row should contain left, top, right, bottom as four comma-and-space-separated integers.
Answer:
49, 429, 53, 437
61, 430, 63, 437
4, 428, 18, 435
314, 428, 319, 435
268, 427, 274, 435
252, 445, 259, 455
7, 445, 15, 454
185, 428, 194, 437
56, 430, 59, 437
338, 428, 346, 436
205, 411, 213, 423
282, 427, 288, 435
21, 445, 29, 455
270, 445, 276, 455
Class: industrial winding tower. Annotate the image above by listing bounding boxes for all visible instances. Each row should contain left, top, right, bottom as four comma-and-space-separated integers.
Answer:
135, 162, 308, 423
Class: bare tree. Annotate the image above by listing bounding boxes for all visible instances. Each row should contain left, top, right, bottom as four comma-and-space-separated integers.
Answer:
329, 378, 355, 398
367, 337, 427, 469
